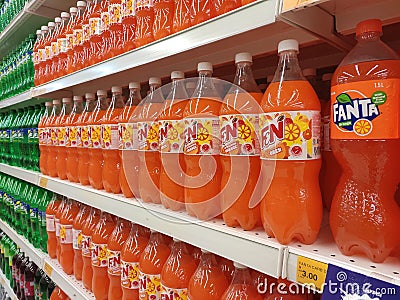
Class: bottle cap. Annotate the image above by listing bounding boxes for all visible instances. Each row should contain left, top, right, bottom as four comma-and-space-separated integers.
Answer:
61, 12, 70, 19
171, 71, 185, 80
62, 97, 72, 103
47, 22, 55, 28
129, 82, 140, 89
303, 68, 316, 77
111, 86, 122, 93
97, 90, 107, 96
85, 93, 95, 100
73, 96, 83, 102
267, 75, 274, 83
53, 99, 61, 105
77, 1, 86, 7
45, 101, 52, 107
149, 77, 162, 86
233, 262, 247, 269
36, 30, 42, 35
278, 39, 299, 53
197, 62, 213, 72
41, 25, 48, 31
70, 7, 78, 14
235, 52, 252, 63
322, 73, 333, 81
356, 19, 382, 36
55, 17, 62, 23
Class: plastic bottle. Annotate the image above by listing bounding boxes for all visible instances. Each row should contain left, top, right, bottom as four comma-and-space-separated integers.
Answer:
67, 1, 86, 74
120, 223, 150, 300
108, 0, 124, 57
43, 21, 56, 84
39, 190, 53, 253
55, 197, 67, 262
137, 77, 164, 203
56, 12, 71, 78
62, 7, 78, 77
47, 280, 56, 298
172, 0, 191, 33
13, 251, 24, 296
66, 96, 84, 182
259, 39, 322, 245
24, 260, 38, 300
18, 254, 29, 299
135, 0, 154, 47
188, 249, 229, 299
49, 286, 70, 300
107, 218, 132, 300
159, 71, 188, 210
55, 97, 73, 179
88, 90, 109, 190
33, 29, 43, 86
121, 0, 136, 52
100, 0, 112, 60
138, 230, 171, 300
72, 204, 90, 280
190, 0, 210, 26
39, 273, 51, 299
184, 62, 222, 220
50, 17, 62, 80
119, 82, 142, 198
220, 52, 262, 230
211, 0, 239, 18
153, 0, 173, 40
81, 207, 101, 291
81, 0, 94, 69
89, 0, 106, 65
218, 256, 234, 283
46, 99, 62, 178
46, 195, 62, 259
330, 19, 400, 263
160, 238, 197, 299
302, 68, 317, 91
34, 267, 44, 300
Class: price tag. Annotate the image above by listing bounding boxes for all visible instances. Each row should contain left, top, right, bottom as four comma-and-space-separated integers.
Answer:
39, 177, 48, 188
43, 261, 53, 276
281, 0, 327, 12
296, 255, 328, 292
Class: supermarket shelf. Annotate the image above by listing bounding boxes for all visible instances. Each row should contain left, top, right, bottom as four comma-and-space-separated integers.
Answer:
0, 164, 39, 185
0, 269, 17, 300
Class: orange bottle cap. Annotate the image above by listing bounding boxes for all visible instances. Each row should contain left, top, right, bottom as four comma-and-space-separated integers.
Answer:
356, 19, 382, 36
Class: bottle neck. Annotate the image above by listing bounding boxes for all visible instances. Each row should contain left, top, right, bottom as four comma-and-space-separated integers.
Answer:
96, 96, 108, 110
60, 103, 72, 115
127, 88, 142, 106
85, 99, 96, 112
72, 101, 84, 114
110, 92, 125, 109
273, 50, 305, 82
234, 61, 260, 93
51, 104, 62, 116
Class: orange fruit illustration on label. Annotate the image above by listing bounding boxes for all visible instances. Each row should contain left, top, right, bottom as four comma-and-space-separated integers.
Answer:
285, 123, 300, 141
60, 226, 66, 239
148, 126, 158, 140
81, 129, 88, 140
168, 127, 179, 140
103, 128, 111, 142
77, 232, 82, 246
302, 129, 312, 140
99, 246, 107, 260
197, 126, 209, 141
92, 128, 100, 141
353, 119, 372, 136
238, 123, 251, 140
122, 127, 131, 140
147, 280, 156, 293
129, 268, 138, 281
70, 129, 76, 140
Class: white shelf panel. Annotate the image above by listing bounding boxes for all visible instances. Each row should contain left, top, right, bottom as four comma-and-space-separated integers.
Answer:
0, 91, 33, 110
0, 269, 17, 300
0, 164, 39, 185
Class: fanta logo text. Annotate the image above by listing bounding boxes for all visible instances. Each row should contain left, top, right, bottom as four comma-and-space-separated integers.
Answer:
333, 96, 379, 125
261, 117, 285, 148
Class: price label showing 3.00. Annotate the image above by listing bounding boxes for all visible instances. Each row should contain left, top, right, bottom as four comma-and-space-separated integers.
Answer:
296, 255, 328, 292
43, 261, 53, 276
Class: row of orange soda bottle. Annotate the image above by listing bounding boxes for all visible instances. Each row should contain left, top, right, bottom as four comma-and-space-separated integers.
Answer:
45, 196, 318, 300
33, 0, 254, 85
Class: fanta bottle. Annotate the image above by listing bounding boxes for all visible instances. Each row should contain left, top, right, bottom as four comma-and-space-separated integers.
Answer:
184, 62, 223, 220
108, 0, 124, 57
137, 77, 164, 203
81, 0, 94, 68
55, 197, 67, 261
81, 207, 101, 291
102, 86, 125, 194
88, 90, 109, 190
39, 101, 52, 175
138, 230, 171, 300
120, 224, 150, 300
43, 21, 56, 83
77, 93, 96, 185
33, 29, 43, 86
188, 249, 229, 299
172, 0, 191, 33
37, 25, 48, 84
89, 0, 105, 64
54, 12, 70, 79
49, 17, 62, 80
47, 99, 62, 178
241, 0, 254, 5
159, 71, 188, 210
49, 286, 70, 300
135, 0, 154, 47
92, 212, 116, 300
190, 0, 210, 25
221, 263, 262, 300
259, 39, 322, 245
220, 52, 262, 230
55, 97, 73, 179
46, 194, 62, 259
121, 0, 136, 51
153, 0, 173, 40
68, 1, 86, 74
119, 82, 142, 198
160, 238, 197, 299
72, 203, 90, 280
211, 0, 239, 18
330, 19, 400, 263
107, 218, 132, 300
59, 199, 80, 275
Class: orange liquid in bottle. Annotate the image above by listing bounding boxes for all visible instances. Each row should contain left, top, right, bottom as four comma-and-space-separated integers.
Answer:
66, 7, 79, 75
190, 0, 211, 25
72, 204, 90, 281
135, 0, 154, 47
68, 3, 86, 74
81, 0, 94, 68
39, 102, 51, 175
43, 22, 55, 84
45, 195, 61, 259
153, 0, 173, 40
108, 0, 124, 57
172, 0, 191, 33
55, 198, 67, 262
121, 0, 136, 51
89, 0, 106, 65
49, 287, 70, 300
211, 0, 239, 18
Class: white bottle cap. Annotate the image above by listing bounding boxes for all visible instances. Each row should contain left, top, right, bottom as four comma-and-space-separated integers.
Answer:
77, 1, 86, 7
303, 68, 316, 77
47, 22, 55, 28
235, 52, 252, 64
55, 17, 62, 23
41, 25, 48, 31
322, 73, 333, 81
267, 75, 274, 83
129, 82, 140, 89
45, 101, 52, 107
73, 96, 83, 102
233, 262, 247, 269
197, 62, 213, 72
53, 99, 61, 105
85, 92, 96, 100
201, 249, 210, 254
97, 90, 107, 96
149, 77, 162, 86
70, 7, 78, 14
61, 12, 70, 19
62, 97, 72, 103
171, 71, 184, 80
36, 30, 42, 35
111, 86, 122, 93
278, 39, 299, 53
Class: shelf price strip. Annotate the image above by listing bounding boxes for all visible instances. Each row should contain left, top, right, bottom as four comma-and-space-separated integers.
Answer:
296, 255, 328, 292
43, 261, 53, 277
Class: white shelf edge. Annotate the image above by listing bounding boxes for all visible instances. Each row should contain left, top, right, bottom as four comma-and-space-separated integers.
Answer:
0, 164, 39, 185
0, 269, 17, 300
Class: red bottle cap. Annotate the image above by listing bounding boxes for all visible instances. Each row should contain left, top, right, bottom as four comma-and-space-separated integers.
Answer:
356, 19, 382, 36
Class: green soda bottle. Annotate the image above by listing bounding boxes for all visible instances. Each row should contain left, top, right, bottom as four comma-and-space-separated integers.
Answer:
3, 236, 11, 279
23, 184, 35, 240
30, 187, 42, 248
0, 113, 4, 162
9, 178, 20, 227
30, 105, 42, 171
39, 274, 51, 300
7, 241, 17, 283
13, 180, 25, 233
21, 107, 32, 168
2, 176, 11, 224
5, 111, 15, 164
0, 231, 4, 272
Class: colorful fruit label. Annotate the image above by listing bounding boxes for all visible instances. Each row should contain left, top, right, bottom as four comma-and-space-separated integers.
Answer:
101, 11, 110, 31
90, 17, 102, 35
58, 127, 67, 146
121, 260, 140, 289
59, 224, 73, 244
259, 111, 321, 160
45, 45, 52, 60
58, 38, 68, 53
82, 23, 90, 41
81, 126, 90, 147
38, 128, 47, 145
119, 123, 136, 150
89, 125, 102, 148
107, 250, 121, 275
81, 234, 92, 257
136, 0, 153, 9
25, 281, 35, 296
55, 218, 60, 237
122, 0, 134, 17
109, 3, 122, 24
66, 33, 74, 51
331, 79, 400, 139
220, 114, 260, 156
51, 127, 59, 146
138, 121, 160, 151
64, 127, 71, 147
92, 243, 108, 267
102, 124, 119, 149
39, 49, 46, 62
73, 28, 83, 46
139, 273, 161, 299
160, 285, 188, 300
51, 41, 59, 57
184, 118, 220, 155
45, 214, 55, 232
159, 120, 185, 153
68, 126, 78, 147
72, 228, 82, 250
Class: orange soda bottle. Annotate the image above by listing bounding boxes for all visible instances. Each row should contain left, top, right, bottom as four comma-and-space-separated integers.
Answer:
218, 256, 234, 283
72, 203, 90, 281
120, 224, 150, 300
43, 21, 55, 84
55, 197, 67, 262
66, 96, 84, 182
45, 194, 62, 259
100, 0, 112, 60
135, 0, 155, 47
121, 0, 136, 51
102, 86, 125, 194
259, 39, 322, 244
49, 286, 70, 300
64, 7, 78, 75
77, 93, 96, 185
330, 19, 400, 263
221, 263, 262, 300
172, 0, 191, 33
91, 212, 116, 300
108, 0, 124, 57
190, 0, 211, 25
220, 52, 263, 230
59, 199, 80, 275
39, 101, 52, 175
153, 0, 173, 40
37, 25, 48, 84
54, 12, 70, 79
137, 77, 164, 203
57, 8, 76, 77
33, 29, 43, 86
67, 1, 86, 74
159, 71, 188, 210
55, 97, 73, 179
89, 0, 105, 65
211, 0, 239, 18
88, 90, 109, 190
49, 17, 62, 80
160, 238, 197, 299
81, 207, 101, 291
47, 99, 62, 178
81, 0, 94, 68
107, 218, 132, 300
138, 230, 172, 299
188, 249, 229, 299
184, 62, 223, 220
119, 82, 142, 198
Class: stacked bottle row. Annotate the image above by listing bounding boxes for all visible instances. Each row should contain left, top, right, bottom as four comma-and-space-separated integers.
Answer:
0, 104, 42, 170
0, 0, 29, 33
0, 173, 52, 253
0, 231, 18, 287
34, 0, 254, 85
0, 34, 35, 101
